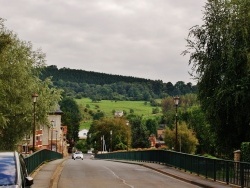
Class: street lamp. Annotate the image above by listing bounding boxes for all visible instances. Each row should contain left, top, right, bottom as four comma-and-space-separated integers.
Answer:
110, 130, 112, 152
101, 136, 103, 153
51, 120, 54, 150
94, 141, 96, 152
56, 130, 58, 152
173, 96, 180, 151
126, 121, 129, 151
61, 126, 64, 155
32, 93, 38, 152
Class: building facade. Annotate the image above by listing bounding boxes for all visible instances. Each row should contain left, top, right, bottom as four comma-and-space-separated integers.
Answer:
19, 107, 68, 156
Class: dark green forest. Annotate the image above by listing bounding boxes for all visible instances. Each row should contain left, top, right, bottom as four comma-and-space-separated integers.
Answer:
40, 65, 197, 100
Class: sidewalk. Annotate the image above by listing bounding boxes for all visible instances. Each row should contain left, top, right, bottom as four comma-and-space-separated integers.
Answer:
31, 158, 67, 188
31, 158, 239, 188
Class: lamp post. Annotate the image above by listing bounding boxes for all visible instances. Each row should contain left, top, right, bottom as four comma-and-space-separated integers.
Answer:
110, 130, 112, 152
51, 120, 54, 150
61, 134, 63, 155
32, 93, 38, 152
173, 96, 180, 151
56, 130, 58, 152
101, 136, 103, 153
61, 126, 64, 155
94, 141, 96, 152
126, 121, 129, 151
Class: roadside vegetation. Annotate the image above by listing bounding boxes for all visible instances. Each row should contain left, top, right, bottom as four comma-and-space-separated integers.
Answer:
1, 0, 249, 160
0, 18, 62, 150
183, 0, 250, 157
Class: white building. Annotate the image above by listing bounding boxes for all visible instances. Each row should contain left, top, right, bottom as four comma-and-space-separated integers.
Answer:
78, 129, 88, 139
114, 110, 124, 117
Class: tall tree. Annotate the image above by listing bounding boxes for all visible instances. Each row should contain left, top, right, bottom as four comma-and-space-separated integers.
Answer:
0, 18, 62, 150
184, 0, 250, 155
59, 97, 82, 147
181, 105, 216, 154
145, 118, 158, 136
129, 115, 150, 149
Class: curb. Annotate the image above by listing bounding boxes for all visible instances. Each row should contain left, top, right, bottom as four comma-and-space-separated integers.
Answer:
50, 158, 68, 188
142, 164, 213, 188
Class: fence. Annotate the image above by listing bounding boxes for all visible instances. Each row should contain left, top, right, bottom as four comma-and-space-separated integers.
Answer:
24, 149, 63, 174
96, 150, 250, 188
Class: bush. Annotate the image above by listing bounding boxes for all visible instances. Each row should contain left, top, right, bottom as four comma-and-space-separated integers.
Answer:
241, 142, 250, 162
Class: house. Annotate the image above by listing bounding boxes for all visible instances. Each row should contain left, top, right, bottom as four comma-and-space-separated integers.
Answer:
18, 106, 68, 156
114, 110, 123, 117
78, 129, 88, 139
157, 128, 165, 141
149, 134, 157, 147
155, 128, 166, 148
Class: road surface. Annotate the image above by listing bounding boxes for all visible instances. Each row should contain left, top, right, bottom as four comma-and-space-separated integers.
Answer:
58, 155, 200, 188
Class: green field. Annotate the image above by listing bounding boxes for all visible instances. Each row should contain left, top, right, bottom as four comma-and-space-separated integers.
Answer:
75, 98, 162, 129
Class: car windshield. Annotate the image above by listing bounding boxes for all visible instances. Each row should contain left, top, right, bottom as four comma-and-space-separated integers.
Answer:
0, 155, 16, 186
75, 151, 82, 154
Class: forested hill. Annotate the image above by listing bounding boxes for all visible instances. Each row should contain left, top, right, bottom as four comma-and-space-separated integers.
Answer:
41, 65, 153, 85
40, 65, 197, 100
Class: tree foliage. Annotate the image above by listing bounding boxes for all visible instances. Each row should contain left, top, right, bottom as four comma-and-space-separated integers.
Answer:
40, 65, 197, 100
181, 105, 216, 155
164, 122, 199, 154
145, 118, 158, 136
0, 18, 62, 150
128, 115, 150, 149
184, 0, 250, 155
59, 97, 82, 147
88, 117, 131, 151
161, 94, 199, 128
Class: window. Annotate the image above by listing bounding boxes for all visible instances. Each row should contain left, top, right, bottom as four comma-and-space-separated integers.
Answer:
0, 155, 16, 185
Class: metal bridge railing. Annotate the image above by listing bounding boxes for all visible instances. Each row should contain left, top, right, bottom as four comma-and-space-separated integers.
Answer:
24, 149, 63, 174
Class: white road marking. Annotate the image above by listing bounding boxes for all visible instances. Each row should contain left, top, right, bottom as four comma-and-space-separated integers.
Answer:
103, 166, 134, 188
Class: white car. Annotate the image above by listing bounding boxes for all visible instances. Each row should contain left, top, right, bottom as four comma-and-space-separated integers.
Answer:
72, 151, 83, 160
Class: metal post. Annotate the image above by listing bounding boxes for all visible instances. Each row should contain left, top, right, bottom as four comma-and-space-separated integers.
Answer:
51, 120, 54, 150
175, 103, 178, 151
56, 130, 58, 152
174, 96, 180, 151
110, 130, 112, 152
61, 137, 63, 155
61, 126, 64, 155
126, 121, 129, 151
94, 141, 96, 152
127, 133, 129, 151
32, 93, 38, 152
101, 136, 102, 153
102, 135, 104, 152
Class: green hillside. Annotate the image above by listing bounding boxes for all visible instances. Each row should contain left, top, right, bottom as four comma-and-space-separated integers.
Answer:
75, 98, 162, 129
40, 65, 197, 101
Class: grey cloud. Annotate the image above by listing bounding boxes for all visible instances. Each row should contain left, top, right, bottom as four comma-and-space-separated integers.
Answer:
0, 0, 206, 84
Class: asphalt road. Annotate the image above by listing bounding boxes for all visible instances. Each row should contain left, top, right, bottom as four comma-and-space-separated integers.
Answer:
58, 155, 200, 188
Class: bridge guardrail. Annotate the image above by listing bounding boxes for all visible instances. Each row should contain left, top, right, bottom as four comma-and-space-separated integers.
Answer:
24, 149, 63, 174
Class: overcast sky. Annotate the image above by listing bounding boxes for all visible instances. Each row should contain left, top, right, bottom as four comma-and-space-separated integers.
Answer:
0, 0, 206, 84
